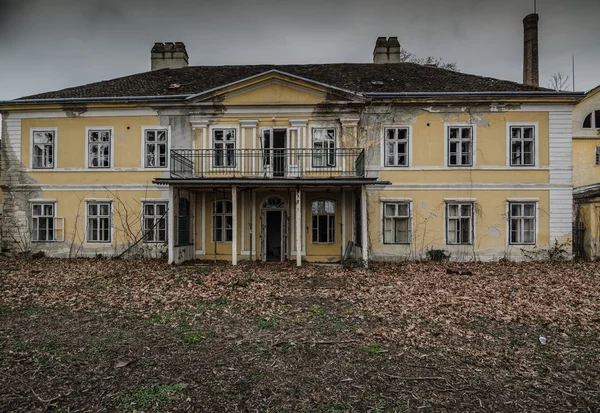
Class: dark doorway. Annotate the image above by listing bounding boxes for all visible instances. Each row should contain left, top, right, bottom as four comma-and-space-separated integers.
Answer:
266, 210, 282, 261
273, 130, 286, 177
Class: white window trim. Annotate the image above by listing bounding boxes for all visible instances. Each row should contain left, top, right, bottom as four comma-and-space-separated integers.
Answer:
505, 122, 539, 167
85, 127, 115, 170
380, 125, 412, 168
141, 201, 168, 244
380, 200, 413, 245
444, 123, 476, 168
209, 125, 240, 171
505, 199, 539, 246
444, 200, 476, 245
141, 126, 171, 170
583, 110, 600, 129
308, 124, 339, 171
212, 199, 233, 244
30, 200, 64, 242
84, 200, 113, 244
311, 199, 337, 244
30, 127, 58, 169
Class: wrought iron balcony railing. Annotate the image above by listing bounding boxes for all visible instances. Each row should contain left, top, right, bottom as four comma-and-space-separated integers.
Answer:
170, 148, 365, 179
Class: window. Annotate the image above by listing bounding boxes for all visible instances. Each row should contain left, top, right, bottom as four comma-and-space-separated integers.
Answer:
583, 110, 600, 128
87, 202, 111, 243
384, 127, 409, 166
446, 202, 473, 245
88, 129, 111, 168
144, 129, 168, 168
312, 128, 336, 167
213, 129, 236, 167
213, 200, 233, 243
312, 200, 336, 243
32, 203, 55, 241
447, 126, 473, 166
32, 130, 55, 169
143, 202, 167, 243
509, 202, 536, 244
595, 147, 600, 166
383, 202, 411, 244
510, 126, 535, 166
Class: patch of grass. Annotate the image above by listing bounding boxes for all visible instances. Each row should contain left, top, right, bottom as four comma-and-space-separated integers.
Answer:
310, 304, 327, 315
182, 331, 206, 345
360, 342, 382, 355
258, 320, 276, 329
119, 383, 186, 412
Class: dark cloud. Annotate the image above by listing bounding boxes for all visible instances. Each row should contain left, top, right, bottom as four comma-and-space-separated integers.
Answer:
0, 0, 598, 100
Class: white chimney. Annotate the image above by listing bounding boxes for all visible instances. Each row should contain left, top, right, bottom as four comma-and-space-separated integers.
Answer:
151, 42, 189, 71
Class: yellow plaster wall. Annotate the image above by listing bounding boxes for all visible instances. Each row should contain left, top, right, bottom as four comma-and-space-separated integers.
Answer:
223, 82, 326, 105
573, 138, 600, 188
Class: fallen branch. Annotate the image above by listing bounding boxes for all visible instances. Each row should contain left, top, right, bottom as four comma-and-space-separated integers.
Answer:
383, 373, 447, 381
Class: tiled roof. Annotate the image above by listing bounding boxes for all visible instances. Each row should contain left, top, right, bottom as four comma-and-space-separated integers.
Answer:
18, 63, 550, 100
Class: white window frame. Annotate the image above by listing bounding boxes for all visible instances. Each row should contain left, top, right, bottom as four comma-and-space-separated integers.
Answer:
583, 110, 600, 129
85, 200, 113, 243
507, 200, 538, 245
382, 126, 411, 167
445, 201, 474, 245
30, 128, 58, 169
142, 126, 170, 169
382, 201, 411, 244
30, 201, 63, 242
311, 127, 337, 168
211, 127, 238, 169
142, 201, 168, 243
506, 123, 538, 167
85, 127, 114, 169
311, 199, 336, 244
445, 123, 475, 167
212, 199, 233, 243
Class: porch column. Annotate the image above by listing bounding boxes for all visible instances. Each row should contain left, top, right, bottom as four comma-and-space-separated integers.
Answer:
361, 185, 368, 266
168, 185, 175, 264
232, 185, 238, 265
295, 188, 302, 267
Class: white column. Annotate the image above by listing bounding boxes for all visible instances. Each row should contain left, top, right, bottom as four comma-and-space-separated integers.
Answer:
168, 185, 175, 264
296, 188, 302, 267
361, 185, 368, 266
341, 190, 346, 258
232, 185, 238, 265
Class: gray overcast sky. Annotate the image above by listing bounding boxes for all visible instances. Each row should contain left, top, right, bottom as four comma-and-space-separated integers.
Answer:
0, 0, 598, 100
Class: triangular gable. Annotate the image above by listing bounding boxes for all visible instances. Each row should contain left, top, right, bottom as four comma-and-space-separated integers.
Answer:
186, 69, 364, 104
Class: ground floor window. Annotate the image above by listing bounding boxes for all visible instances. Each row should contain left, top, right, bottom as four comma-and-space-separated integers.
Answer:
383, 202, 411, 244
87, 202, 112, 243
312, 200, 336, 243
446, 202, 473, 245
32, 203, 55, 241
213, 200, 233, 243
143, 202, 168, 243
509, 202, 536, 244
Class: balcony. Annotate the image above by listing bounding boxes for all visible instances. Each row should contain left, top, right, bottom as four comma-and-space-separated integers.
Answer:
169, 148, 366, 179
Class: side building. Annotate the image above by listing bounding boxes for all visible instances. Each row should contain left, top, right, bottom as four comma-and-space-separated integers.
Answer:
0, 41, 582, 263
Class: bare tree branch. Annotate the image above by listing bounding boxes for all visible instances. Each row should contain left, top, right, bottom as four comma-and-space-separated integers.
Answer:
548, 72, 570, 91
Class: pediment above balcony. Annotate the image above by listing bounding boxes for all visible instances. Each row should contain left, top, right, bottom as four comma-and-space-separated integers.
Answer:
186, 70, 364, 106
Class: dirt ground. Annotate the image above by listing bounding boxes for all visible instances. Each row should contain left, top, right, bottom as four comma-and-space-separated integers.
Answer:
1, 258, 599, 412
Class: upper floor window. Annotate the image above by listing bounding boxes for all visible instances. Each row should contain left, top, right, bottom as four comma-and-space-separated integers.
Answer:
312, 200, 336, 243
213, 200, 233, 243
383, 202, 411, 244
447, 126, 473, 166
510, 126, 535, 166
88, 129, 111, 168
446, 202, 474, 245
595, 147, 600, 166
509, 202, 536, 245
384, 127, 409, 167
32, 203, 55, 241
312, 128, 336, 167
143, 202, 168, 243
144, 129, 168, 168
87, 202, 112, 243
583, 110, 600, 128
213, 129, 236, 168
32, 130, 55, 169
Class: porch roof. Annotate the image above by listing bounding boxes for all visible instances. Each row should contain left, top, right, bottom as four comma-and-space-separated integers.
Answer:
153, 177, 389, 188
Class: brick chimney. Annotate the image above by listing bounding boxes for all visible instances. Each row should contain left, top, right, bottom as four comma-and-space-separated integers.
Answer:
373, 37, 401, 64
522, 13, 539, 87
151, 42, 189, 71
